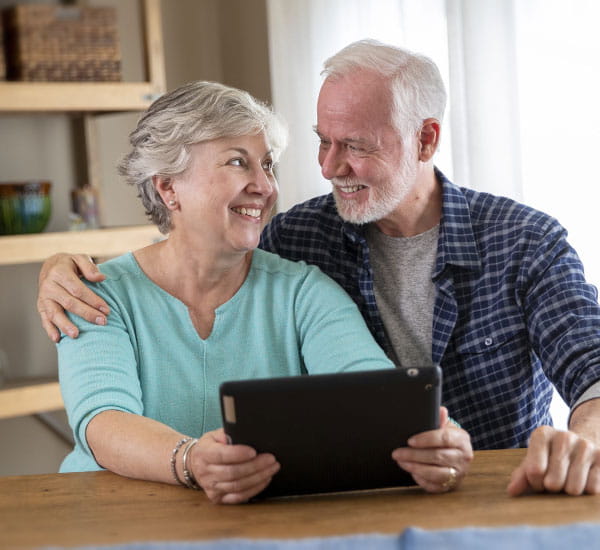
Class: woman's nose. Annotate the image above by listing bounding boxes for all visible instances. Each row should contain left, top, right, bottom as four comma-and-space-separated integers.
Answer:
248, 168, 275, 196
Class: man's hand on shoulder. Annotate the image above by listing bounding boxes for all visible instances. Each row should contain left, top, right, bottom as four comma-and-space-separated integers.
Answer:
37, 253, 110, 342
508, 398, 600, 496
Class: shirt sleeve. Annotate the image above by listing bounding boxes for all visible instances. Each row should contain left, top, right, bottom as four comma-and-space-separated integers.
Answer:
57, 281, 143, 461
571, 381, 600, 411
522, 220, 600, 407
292, 265, 395, 374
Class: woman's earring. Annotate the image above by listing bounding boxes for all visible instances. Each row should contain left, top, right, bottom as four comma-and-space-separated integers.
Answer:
168, 200, 176, 207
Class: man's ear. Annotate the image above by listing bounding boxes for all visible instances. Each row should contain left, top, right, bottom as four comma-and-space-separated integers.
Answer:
419, 118, 441, 162
153, 175, 176, 208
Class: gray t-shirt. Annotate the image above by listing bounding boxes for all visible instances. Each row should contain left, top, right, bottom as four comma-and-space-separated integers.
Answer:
366, 224, 439, 368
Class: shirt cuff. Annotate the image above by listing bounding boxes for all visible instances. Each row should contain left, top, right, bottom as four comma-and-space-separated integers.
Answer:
568, 381, 600, 424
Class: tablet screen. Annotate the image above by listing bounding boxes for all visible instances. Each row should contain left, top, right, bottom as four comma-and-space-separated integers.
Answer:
220, 366, 441, 499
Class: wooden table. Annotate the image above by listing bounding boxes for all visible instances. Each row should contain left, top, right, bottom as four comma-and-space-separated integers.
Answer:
2, 449, 600, 549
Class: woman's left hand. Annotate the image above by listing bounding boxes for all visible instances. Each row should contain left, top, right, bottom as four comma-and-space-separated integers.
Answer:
190, 428, 281, 504
391, 406, 473, 492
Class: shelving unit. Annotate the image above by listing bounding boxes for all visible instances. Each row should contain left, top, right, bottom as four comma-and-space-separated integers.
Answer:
0, 0, 166, 419
0, 225, 162, 266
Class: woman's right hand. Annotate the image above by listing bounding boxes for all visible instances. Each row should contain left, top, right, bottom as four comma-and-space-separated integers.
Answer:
37, 253, 110, 342
191, 429, 280, 504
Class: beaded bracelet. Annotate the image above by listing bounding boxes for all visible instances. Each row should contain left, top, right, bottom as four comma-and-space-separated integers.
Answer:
170, 437, 192, 487
181, 438, 201, 490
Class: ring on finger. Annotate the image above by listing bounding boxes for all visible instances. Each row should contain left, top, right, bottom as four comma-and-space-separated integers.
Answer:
442, 466, 457, 491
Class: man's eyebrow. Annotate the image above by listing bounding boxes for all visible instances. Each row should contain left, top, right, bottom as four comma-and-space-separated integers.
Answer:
312, 127, 370, 146
343, 137, 371, 146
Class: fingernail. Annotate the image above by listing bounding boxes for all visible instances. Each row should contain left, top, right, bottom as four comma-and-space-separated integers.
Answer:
407, 437, 415, 446
99, 307, 110, 315
95, 316, 106, 325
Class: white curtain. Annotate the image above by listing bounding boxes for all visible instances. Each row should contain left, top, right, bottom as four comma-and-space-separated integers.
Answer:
513, 0, 600, 289
446, 0, 523, 199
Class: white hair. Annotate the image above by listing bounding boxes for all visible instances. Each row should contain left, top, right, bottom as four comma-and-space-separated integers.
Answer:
322, 39, 446, 140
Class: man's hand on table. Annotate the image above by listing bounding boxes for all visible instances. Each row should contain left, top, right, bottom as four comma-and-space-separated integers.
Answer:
37, 253, 110, 342
508, 398, 600, 496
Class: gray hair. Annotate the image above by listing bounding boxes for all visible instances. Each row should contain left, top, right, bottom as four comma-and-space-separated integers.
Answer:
322, 39, 446, 141
118, 80, 288, 234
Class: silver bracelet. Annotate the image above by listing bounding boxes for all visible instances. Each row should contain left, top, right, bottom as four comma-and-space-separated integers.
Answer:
181, 438, 201, 490
170, 437, 191, 487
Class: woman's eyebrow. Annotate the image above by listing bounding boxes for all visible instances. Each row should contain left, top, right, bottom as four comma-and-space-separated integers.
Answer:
222, 147, 249, 155
222, 147, 274, 158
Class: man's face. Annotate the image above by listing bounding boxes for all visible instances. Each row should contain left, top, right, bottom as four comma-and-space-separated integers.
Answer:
315, 71, 419, 224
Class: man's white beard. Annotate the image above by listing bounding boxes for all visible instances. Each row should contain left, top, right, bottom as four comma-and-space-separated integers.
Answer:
332, 156, 418, 225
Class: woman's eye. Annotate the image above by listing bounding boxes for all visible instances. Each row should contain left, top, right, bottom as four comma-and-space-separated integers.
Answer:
263, 159, 274, 172
228, 158, 246, 167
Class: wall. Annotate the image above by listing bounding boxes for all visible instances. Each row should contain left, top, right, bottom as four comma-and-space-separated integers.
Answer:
0, 0, 270, 475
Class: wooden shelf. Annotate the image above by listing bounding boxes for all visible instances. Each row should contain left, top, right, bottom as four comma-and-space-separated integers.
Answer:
0, 225, 163, 265
0, 82, 162, 113
0, 378, 62, 420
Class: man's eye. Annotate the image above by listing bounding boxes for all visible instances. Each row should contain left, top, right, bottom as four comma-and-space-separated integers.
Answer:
347, 144, 363, 153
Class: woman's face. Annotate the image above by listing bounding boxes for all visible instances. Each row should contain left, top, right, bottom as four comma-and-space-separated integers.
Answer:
170, 133, 278, 255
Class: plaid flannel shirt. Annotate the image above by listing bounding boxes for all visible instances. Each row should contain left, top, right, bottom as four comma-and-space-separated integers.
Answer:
260, 168, 600, 449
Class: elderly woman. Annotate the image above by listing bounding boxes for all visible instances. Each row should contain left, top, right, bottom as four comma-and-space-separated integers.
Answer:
57, 81, 396, 504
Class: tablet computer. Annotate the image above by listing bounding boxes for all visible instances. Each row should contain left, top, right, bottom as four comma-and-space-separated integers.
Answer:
219, 366, 441, 499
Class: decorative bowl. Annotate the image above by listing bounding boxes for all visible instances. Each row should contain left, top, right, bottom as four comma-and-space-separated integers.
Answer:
0, 181, 52, 235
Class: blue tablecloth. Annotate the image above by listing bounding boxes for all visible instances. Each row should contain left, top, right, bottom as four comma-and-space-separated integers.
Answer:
47, 523, 600, 550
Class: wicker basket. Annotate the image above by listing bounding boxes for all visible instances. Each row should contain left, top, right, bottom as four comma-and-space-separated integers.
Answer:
3, 4, 121, 82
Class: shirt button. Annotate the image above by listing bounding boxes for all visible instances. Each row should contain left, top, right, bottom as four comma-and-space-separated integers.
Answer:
484, 337, 493, 346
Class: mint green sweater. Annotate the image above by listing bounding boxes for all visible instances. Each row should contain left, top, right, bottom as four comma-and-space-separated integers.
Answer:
58, 249, 393, 472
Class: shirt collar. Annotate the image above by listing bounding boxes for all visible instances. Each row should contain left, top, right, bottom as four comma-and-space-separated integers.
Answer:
434, 167, 482, 277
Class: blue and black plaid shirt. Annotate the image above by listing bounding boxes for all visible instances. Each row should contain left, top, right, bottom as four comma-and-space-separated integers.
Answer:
260, 169, 600, 449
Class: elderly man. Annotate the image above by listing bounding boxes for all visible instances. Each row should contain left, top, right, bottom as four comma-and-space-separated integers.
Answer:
38, 40, 600, 496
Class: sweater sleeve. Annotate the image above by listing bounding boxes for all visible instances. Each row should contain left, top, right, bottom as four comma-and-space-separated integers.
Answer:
57, 281, 143, 461
293, 265, 395, 374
